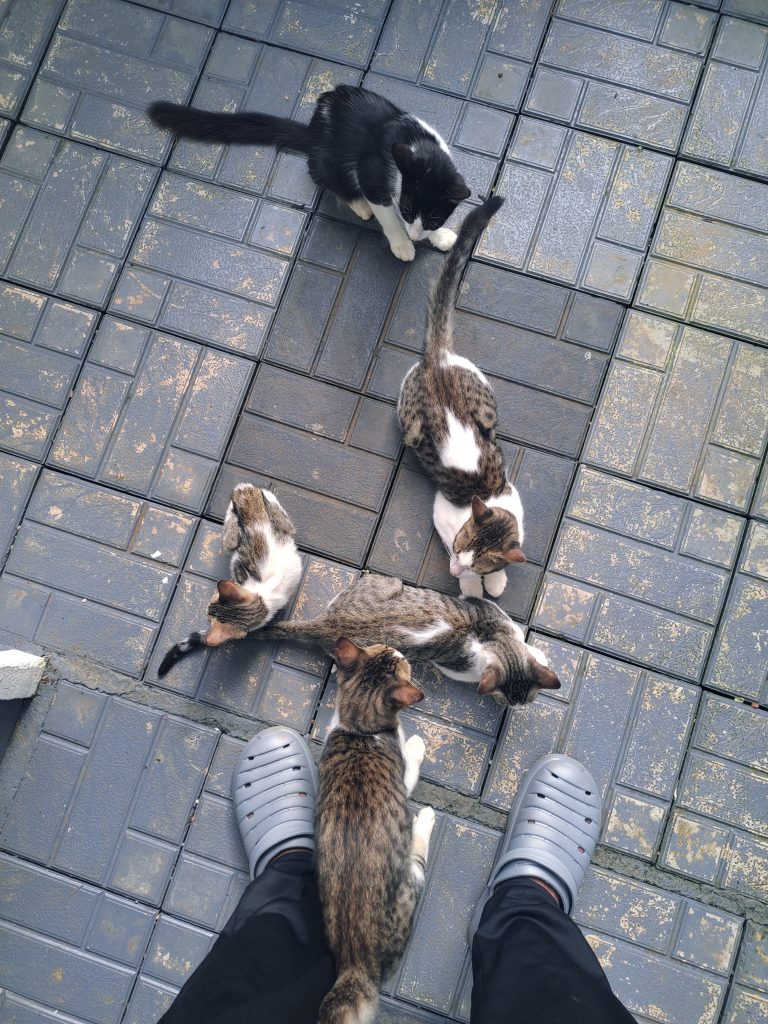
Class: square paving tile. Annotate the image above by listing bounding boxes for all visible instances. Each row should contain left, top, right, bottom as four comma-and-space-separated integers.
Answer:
585, 311, 768, 512
723, 0, 768, 27
721, 923, 768, 1024
0, 0, 63, 119
483, 633, 699, 861
0, 685, 218, 902
636, 160, 768, 344
133, 0, 229, 26
208, 365, 401, 567
660, 693, 768, 905
21, 0, 212, 163
0, 283, 98, 462
223, 0, 389, 69
532, 466, 745, 682
167, 35, 359, 207
109, 170, 301, 354
0, 453, 37, 569
0, 470, 195, 676
371, 0, 553, 111
476, 116, 673, 301
682, 15, 768, 180
48, 316, 253, 513
525, 0, 714, 152
705, 521, 768, 705
0, 125, 158, 307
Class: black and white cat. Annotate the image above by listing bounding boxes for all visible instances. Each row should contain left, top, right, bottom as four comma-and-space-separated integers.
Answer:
148, 84, 471, 262
398, 196, 526, 599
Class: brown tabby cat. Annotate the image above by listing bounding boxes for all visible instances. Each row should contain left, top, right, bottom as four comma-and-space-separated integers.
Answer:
316, 639, 436, 1024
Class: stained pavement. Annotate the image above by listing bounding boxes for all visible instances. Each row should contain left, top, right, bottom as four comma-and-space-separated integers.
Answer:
0, 1, 766, 1022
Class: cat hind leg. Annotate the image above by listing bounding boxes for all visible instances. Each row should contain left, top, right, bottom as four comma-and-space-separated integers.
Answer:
410, 805, 437, 883
403, 733, 426, 796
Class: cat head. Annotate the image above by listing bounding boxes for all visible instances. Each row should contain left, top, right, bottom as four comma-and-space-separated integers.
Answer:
450, 495, 525, 578
476, 639, 561, 707
203, 579, 270, 647
393, 140, 471, 240
333, 638, 424, 733
231, 483, 295, 540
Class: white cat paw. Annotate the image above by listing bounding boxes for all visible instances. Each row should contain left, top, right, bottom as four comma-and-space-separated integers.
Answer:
483, 569, 508, 598
413, 805, 436, 840
459, 574, 483, 599
405, 733, 426, 767
390, 238, 416, 262
429, 227, 457, 251
349, 198, 372, 221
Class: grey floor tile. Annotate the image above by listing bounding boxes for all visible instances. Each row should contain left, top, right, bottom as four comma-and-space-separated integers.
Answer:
660, 693, 768, 904
636, 161, 768, 345
533, 466, 745, 682
0, 126, 158, 307
476, 117, 672, 301
0, 685, 218, 902
48, 316, 253, 513
0, 0, 64, 120
723, 0, 768, 25
483, 633, 699, 860
0, 453, 38, 569
132, 0, 229, 26
109, 170, 301, 354
0, 283, 98, 461
0, 470, 195, 676
753, 460, 768, 522
721, 922, 768, 1024
167, 35, 359, 206
223, 0, 389, 68
22, 0, 213, 163
526, 0, 714, 152
585, 311, 768, 512
682, 15, 768, 180
126, 914, 215, 1021
705, 521, 768, 704
372, 0, 553, 111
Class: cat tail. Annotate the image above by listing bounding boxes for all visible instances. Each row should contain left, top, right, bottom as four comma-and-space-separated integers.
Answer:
317, 966, 378, 1024
424, 194, 505, 367
147, 101, 311, 153
157, 631, 207, 678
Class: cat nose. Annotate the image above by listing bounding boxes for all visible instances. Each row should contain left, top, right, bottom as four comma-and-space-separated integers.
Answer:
407, 223, 421, 241
449, 560, 463, 577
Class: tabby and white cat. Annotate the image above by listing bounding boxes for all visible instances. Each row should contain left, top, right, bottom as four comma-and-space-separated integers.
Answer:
258, 573, 559, 705
316, 639, 435, 1024
148, 84, 470, 262
157, 484, 302, 676
398, 195, 526, 600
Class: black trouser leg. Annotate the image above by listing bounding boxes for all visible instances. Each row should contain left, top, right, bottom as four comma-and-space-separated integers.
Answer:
471, 879, 635, 1024
159, 853, 335, 1024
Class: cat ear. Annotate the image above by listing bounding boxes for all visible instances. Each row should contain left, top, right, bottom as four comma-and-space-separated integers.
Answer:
531, 662, 561, 690
392, 142, 416, 173
477, 666, 502, 695
217, 579, 248, 605
447, 180, 471, 201
204, 620, 246, 647
471, 495, 492, 524
263, 493, 295, 536
334, 637, 365, 673
389, 684, 425, 708
503, 546, 527, 564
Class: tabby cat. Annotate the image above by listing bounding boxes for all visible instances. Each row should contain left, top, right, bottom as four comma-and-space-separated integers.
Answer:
157, 485, 302, 676
258, 573, 559, 705
398, 195, 526, 600
316, 639, 435, 1024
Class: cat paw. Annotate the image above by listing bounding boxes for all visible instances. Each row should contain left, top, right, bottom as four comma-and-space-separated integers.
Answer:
349, 198, 372, 221
459, 574, 483, 599
390, 238, 416, 262
483, 569, 508, 598
405, 733, 426, 767
413, 805, 436, 840
429, 227, 457, 251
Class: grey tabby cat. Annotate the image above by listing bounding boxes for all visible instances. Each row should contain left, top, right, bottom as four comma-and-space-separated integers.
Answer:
316, 639, 435, 1024
258, 573, 559, 704
398, 195, 526, 601
157, 484, 302, 676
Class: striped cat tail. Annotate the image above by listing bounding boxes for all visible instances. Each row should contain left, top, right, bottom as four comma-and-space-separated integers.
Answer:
317, 966, 378, 1024
157, 631, 207, 677
424, 194, 505, 366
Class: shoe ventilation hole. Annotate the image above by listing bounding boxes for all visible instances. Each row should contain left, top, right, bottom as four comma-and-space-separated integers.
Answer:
244, 782, 251, 788
298, 791, 307, 797
578, 846, 585, 855
550, 772, 559, 779
283, 743, 290, 749
246, 811, 254, 819
537, 793, 545, 798
248, 755, 254, 761
585, 817, 592, 824
585, 790, 592, 795
292, 765, 301, 771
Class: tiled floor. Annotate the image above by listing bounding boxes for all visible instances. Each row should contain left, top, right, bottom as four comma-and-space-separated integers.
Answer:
0, 1, 767, 1022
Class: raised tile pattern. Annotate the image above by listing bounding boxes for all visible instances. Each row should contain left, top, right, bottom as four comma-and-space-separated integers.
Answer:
526, 0, 714, 151
22, 0, 212, 162
661, 693, 768, 904
722, 923, 768, 1024
0, 0, 63, 118
636, 161, 768, 344
477, 117, 672, 300
533, 466, 744, 681
0, 453, 37, 569
585, 311, 768, 511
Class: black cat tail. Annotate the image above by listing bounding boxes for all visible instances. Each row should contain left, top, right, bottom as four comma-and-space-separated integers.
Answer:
424, 194, 505, 367
317, 966, 378, 1024
157, 631, 207, 678
147, 101, 312, 153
